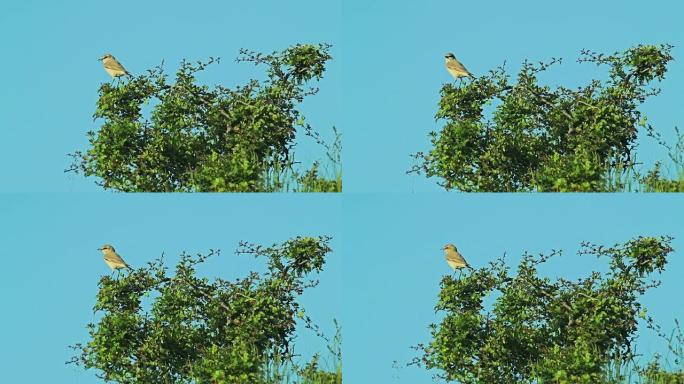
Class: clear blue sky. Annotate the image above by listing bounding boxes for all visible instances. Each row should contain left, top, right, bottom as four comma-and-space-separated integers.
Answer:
2, 194, 683, 382
2, 1, 684, 383
3, 1, 683, 192
0, 194, 342, 382
0, 0, 341, 192
341, 194, 684, 383
341, 0, 684, 192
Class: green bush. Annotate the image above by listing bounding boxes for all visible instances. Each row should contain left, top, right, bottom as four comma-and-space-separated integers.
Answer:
69, 236, 341, 384
68, 44, 340, 192
410, 45, 683, 192
414, 236, 677, 383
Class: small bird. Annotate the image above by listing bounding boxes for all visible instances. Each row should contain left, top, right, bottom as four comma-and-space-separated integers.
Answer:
99, 244, 132, 271
99, 54, 131, 78
443, 243, 472, 270
445, 53, 474, 79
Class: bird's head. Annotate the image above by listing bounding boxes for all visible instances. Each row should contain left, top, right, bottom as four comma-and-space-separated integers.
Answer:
443, 243, 457, 252
99, 54, 113, 61
99, 244, 115, 252
445, 53, 456, 59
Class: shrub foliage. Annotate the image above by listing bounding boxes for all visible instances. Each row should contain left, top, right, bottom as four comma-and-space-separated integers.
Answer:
69, 236, 338, 383
69, 44, 336, 192
410, 45, 676, 191
415, 236, 675, 383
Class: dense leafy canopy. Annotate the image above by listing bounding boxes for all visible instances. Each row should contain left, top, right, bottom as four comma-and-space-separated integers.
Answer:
415, 236, 675, 383
69, 236, 339, 384
411, 45, 677, 191
68, 44, 337, 192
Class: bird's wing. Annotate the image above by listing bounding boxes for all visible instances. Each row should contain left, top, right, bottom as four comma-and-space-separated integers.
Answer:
447, 60, 473, 77
104, 59, 129, 73
105, 253, 129, 266
447, 251, 467, 264
447, 60, 466, 71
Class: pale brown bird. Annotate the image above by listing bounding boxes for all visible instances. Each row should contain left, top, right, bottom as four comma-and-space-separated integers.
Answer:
99, 54, 131, 78
443, 243, 472, 270
445, 53, 474, 79
99, 244, 132, 271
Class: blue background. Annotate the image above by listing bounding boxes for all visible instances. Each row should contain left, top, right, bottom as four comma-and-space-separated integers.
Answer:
2, 0, 683, 192
341, 0, 684, 192
2, 1, 684, 383
342, 194, 684, 383
1, 0, 341, 192
3, 194, 683, 382
0, 194, 342, 383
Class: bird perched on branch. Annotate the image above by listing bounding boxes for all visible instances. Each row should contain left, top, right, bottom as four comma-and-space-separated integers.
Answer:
99, 54, 131, 78
444, 53, 474, 79
99, 244, 132, 271
443, 243, 472, 271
